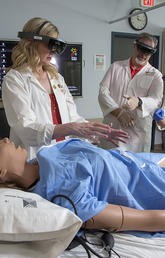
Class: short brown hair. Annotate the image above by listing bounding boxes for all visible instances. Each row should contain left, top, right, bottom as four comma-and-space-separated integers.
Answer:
136, 32, 158, 48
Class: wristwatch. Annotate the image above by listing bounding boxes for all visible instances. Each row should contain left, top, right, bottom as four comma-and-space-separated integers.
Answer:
138, 97, 143, 107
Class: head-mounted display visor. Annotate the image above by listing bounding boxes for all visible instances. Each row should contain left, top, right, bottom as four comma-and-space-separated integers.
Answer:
134, 39, 157, 55
18, 31, 67, 55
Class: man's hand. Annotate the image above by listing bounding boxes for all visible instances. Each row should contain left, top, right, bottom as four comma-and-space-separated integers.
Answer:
123, 95, 139, 111
116, 108, 134, 128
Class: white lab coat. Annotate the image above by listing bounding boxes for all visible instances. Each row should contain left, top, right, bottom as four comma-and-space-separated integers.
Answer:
2, 67, 86, 160
98, 58, 163, 152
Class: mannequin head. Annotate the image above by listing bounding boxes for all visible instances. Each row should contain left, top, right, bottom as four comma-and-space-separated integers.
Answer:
0, 138, 39, 189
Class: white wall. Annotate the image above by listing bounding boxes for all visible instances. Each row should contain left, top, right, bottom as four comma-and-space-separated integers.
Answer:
0, 0, 165, 119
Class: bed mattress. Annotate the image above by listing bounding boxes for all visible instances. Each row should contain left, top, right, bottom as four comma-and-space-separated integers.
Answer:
59, 232, 165, 258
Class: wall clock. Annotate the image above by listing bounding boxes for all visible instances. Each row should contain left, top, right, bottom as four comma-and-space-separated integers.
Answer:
128, 8, 148, 31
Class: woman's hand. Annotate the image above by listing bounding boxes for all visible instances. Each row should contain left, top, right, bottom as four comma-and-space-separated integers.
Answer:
53, 122, 129, 146
106, 123, 129, 147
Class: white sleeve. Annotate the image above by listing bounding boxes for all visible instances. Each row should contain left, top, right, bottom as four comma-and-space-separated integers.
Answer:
98, 64, 119, 117
2, 70, 54, 147
139, 70, 164, 118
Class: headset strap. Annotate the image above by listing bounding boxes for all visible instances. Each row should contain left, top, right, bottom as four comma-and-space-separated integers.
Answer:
35, 21, 49, 34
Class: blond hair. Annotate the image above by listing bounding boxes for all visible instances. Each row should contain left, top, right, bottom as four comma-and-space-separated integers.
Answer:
11, 17, 59, 79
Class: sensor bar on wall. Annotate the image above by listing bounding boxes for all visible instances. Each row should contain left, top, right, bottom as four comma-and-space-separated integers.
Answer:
107, 2, 165, 24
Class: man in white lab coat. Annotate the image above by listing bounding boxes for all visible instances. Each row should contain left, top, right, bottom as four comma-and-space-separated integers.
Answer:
98, 32, 164, 152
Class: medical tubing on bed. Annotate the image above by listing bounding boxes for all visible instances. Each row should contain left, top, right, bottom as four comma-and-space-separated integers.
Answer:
78, 236, 111, 258
50, 194, 92, 257
74, 236, 91, 258
50, 194, 120, 258
50, 194, 78, 215
82, 229, 121, 258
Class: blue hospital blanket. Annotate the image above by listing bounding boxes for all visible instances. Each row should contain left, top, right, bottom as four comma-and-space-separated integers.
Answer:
32, 139, 165, 238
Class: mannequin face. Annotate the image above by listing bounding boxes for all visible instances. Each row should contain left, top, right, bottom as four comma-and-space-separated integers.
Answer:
0, 138, 27, 185
133, 39, 154, 66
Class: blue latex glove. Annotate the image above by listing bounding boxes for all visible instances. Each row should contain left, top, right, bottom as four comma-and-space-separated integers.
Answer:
153, 109, 164, 121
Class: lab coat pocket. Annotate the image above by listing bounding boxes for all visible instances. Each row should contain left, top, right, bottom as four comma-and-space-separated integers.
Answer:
139, 76, 153, 90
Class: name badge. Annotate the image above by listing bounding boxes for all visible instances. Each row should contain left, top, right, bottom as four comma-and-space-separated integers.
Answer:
145, 71, 155, 76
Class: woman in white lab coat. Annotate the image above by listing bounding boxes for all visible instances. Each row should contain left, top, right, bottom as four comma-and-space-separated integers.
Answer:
2, 17, 129, 160
98, 33, 163, 152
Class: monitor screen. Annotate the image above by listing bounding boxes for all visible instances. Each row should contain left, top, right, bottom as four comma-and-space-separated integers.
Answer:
53, 43, 82, 96
0, 40, 82, 98
0, 40, 18, 97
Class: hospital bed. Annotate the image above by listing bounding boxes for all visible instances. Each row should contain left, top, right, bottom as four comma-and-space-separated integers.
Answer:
60, 232, 165, 258
0, 187, 165, 258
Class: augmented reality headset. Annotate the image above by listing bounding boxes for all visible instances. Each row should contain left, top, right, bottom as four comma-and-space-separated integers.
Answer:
134, 39, 157, 55
17, 31, 67, 55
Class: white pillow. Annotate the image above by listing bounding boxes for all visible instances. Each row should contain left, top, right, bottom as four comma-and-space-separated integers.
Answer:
0, 188, 82, 258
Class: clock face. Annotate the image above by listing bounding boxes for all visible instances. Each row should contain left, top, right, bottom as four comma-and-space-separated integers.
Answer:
128, 8, 148, 31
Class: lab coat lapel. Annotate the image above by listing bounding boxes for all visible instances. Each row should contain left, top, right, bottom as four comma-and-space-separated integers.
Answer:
26, 67, 47, 93
122, 59, 133, 97
124, 59, 131, 78
134, 62, 150, 76
125, 62, 150, 96
49, 75, 70, 124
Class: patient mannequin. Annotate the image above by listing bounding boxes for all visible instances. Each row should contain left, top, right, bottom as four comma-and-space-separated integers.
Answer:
1, 137, 165, 235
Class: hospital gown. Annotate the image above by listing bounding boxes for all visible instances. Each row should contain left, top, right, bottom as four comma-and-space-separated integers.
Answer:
32, 139, 165, 237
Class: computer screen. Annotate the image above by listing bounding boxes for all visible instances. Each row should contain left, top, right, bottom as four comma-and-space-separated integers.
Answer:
0, 40, 82, 98
0, 40, 18, 97
54, 43, 82, 96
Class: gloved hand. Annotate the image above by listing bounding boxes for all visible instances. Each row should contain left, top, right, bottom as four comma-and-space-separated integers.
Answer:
153, 109, 164, 121
116, 108, 134, 128
123, 95, 139, 111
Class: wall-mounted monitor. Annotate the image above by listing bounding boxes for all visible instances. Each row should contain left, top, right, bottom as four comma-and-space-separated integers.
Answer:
0, 40, 18, 98
0, 40, 82, 98
54, 43, 82, 97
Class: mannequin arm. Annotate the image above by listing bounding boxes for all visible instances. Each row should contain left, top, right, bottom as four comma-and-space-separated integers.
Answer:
84, 204, 165, 233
